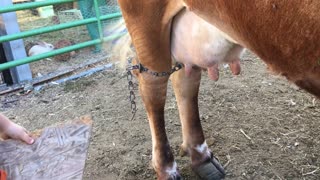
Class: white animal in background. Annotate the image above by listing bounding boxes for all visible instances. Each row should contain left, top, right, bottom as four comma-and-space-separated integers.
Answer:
27, 41, 54, 56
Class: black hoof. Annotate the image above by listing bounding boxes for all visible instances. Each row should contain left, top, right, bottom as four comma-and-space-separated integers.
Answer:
192, 154, 226, 180
167, 172, 182, 180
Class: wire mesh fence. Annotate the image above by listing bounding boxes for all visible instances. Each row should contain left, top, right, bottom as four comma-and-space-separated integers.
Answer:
7, 0, 122, 81
0, 74, 4, 85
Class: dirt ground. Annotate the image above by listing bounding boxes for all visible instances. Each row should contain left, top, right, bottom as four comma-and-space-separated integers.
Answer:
1, 50, 319, 180
15, 9, 118, 79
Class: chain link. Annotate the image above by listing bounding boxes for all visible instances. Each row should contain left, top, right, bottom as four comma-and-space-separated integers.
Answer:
126, 60, 183, 120
127, 70, 137, 120
127, 63, 183, 77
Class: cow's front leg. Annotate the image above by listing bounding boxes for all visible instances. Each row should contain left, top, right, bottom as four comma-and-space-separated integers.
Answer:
139, 74, 180, 180
171, 66, 225, 180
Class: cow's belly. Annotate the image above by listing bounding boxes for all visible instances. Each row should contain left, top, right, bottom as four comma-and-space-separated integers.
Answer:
171, 9, 244, 80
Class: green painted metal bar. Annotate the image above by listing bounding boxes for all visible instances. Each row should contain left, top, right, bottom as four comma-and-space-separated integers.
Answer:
0, 0, 125, 73
0, 12, 122, 43
0, 0, 74, 14
100, 13, 122, 21
0, 18, 96, 43
0, 32, 126, 71
93, 0, 104, 42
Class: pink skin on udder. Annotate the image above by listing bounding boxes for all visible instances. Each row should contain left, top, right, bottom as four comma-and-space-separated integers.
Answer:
207, 64, 219, 81
229, 59, 241, 75
185, 59, 241, 81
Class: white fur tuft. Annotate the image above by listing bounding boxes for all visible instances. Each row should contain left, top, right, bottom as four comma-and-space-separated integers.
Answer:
166, 162, 179, 177
195, 141, 211, 156
104, 18, 135, 69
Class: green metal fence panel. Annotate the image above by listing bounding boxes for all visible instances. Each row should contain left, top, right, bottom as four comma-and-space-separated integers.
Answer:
0, 13, 122, 43
0, 0, 74, 14
0, 33, 125, 71
78, 0, 120, 51
0, 0, 123, 72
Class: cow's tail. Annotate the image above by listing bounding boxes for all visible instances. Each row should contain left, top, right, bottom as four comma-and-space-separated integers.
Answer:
105, 17, 134, 69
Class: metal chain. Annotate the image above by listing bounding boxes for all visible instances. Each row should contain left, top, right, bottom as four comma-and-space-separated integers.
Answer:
126, 60, 183, 120
127, 63, 183, 77
127, 69, 137, 121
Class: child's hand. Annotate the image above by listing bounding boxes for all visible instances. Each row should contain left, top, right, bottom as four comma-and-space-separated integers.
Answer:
0, 121, 34, 144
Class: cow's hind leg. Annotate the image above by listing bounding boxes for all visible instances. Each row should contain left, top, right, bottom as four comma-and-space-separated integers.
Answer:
171, 66, 225, 180
117, 1, 184, 179
137, 74, 181, 180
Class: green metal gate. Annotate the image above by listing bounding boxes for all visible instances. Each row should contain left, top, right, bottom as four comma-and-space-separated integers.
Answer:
0, 0, 123, 72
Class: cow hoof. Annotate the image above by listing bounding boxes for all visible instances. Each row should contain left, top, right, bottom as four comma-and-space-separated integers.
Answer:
192, 154, 225, 180
159, 171, 182, 180
167, 173, 182, 180
156, 162, 182, 180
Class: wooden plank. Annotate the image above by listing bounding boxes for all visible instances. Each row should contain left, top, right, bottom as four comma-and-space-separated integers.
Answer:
0, 115, 92, 180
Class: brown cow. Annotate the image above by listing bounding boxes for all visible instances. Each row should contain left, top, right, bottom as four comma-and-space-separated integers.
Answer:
116, 0, 320, 179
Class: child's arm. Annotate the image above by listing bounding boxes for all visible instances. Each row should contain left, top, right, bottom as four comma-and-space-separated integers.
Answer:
0, 113, 34, 144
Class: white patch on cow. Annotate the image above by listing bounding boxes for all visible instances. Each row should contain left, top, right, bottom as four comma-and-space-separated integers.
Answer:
195, 141, 211, 156
172, 10, 244, 69
191, 24, 199, 38
195, 141, 208, 153
166, 162, 179, 177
